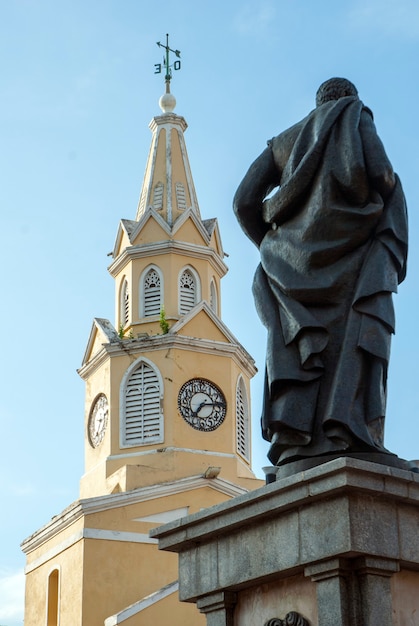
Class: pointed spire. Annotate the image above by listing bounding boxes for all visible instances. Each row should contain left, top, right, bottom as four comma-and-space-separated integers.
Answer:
136, 36, 200, 226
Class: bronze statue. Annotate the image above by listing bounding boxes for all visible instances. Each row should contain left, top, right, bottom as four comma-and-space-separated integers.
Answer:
234, 78, 408, 467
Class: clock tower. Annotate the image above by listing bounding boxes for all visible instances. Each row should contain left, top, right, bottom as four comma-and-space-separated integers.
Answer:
22, 74, 262, 626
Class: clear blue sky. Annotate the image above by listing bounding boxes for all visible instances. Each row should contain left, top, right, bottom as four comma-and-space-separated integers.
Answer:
1, 1, 419, 622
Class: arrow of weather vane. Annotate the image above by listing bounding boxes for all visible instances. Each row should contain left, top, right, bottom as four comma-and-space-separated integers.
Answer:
154, 33, 181, 83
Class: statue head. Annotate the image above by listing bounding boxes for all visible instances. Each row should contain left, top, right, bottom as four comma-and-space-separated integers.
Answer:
315, 78, 358, 107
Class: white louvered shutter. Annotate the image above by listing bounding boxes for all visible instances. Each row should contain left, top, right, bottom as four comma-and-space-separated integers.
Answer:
179, 270, 196, 314
236, 379, 249, 460
121, 280, 129, 326
143, 269, 161, 316
124, 362, 162, 445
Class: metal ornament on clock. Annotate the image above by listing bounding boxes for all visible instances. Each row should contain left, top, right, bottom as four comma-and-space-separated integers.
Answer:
178, 379, 227, 432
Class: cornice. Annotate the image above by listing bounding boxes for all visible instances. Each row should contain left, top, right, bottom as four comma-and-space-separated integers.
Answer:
21, 474, 248, 555
81, 318, 118, 368
149, 113, 188, 132
106, 334, 255, 375
77, 345, 110, 380
78, 318, 257, 379
107, 447, 237, 462
108, 239, 228, 278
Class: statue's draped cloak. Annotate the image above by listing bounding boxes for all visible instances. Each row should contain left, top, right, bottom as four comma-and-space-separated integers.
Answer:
250, 97, 407, 456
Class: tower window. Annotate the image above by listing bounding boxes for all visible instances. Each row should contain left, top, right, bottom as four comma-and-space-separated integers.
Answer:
179, 268, 199, 315
142, 268, 162, 317
236, 377, 249, 460
120, 279, 129, 327
122, 360, 163, 446
210, 280, 218, 315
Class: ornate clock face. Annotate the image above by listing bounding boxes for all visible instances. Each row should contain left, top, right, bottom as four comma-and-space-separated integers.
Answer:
178, 379, 227, 431
88, 394, 109, 448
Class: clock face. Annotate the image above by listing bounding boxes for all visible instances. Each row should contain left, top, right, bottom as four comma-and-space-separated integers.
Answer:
178, 379, 227, 432
88, 394, 109, 448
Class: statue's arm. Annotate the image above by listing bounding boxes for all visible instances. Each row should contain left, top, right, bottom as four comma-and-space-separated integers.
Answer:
233, 147, 279, 247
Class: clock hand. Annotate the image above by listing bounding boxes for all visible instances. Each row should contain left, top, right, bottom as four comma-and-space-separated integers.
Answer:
191, 401, 225, 417
191, 400, 208, 417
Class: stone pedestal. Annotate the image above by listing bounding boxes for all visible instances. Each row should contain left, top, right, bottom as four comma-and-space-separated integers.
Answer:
151, 457, 419, 626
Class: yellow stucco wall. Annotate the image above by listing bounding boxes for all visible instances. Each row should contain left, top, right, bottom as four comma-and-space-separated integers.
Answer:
23, 483, 251, 625
24, 537, 84, 626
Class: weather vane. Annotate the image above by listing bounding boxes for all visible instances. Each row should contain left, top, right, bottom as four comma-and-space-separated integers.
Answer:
155, 34, 181, 85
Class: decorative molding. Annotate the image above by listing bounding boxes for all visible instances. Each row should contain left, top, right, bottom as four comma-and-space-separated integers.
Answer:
24, 528, 160, 573
78, 329, 257, 380
149, 112, 188, 132
265, 613, 309, 626
24, 530, 83, 573
81, 318, 118, 367
78, 345, 109, 379
107, 447, 237, 461
21, 474, 249, 554
108, 238, 227, 279
83, 528, 158, 545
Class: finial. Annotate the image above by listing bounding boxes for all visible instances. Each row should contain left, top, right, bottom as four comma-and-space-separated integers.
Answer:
155, 34, 181, 113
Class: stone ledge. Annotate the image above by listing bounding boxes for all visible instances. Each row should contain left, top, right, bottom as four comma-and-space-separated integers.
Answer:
151, 456, 419, 553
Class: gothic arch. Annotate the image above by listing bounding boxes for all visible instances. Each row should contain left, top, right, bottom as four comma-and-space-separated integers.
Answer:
119, 277, 129, 328
120, 356, 164, 447
140, 265, 163, 317
210, 279, 218, 315
178, 265, 201, 315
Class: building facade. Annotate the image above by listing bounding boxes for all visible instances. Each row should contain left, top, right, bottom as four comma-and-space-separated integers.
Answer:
21, 86, 262, 625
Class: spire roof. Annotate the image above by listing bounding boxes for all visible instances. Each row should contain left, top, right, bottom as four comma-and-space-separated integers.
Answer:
136, 87, 200, 226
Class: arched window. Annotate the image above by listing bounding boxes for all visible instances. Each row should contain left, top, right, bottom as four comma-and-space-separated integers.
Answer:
120, 278, 129, 327
47, 569, 59, 626
121, 359, 163, 446
210, 280, 218, 315
142, 267, 162, 317
236, 377, 250, 460
179, 267, 199, 315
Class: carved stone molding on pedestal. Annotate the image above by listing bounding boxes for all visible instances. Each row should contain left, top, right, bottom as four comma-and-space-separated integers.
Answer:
196, 591, 237, 626
305, 556, 399, 626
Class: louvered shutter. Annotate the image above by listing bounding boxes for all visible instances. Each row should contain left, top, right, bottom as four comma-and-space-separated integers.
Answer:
143, 269, 161, 316
121, 280, 129, 326
179, 270, 196, 314
236, 379, 249, 459
123, 362, 162, 445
